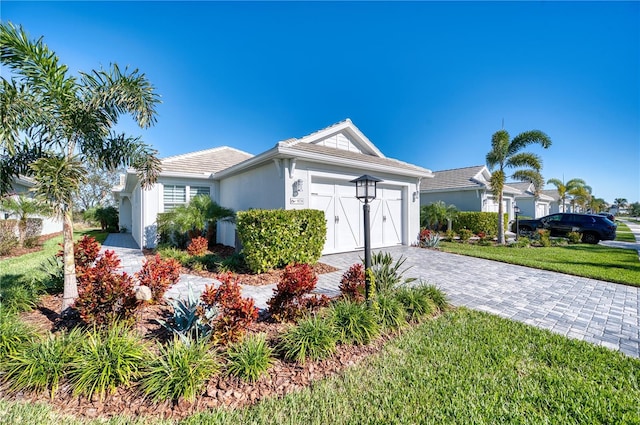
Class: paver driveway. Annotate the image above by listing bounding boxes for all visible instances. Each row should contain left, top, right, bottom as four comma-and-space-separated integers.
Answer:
103, 233, 640, 358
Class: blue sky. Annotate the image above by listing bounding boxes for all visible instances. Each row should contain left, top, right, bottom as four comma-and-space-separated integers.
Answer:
3, 1, 639, 204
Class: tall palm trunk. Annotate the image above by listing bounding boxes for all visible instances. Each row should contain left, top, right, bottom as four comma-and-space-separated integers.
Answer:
61, 206, 77, 312
497, 192, 505, 244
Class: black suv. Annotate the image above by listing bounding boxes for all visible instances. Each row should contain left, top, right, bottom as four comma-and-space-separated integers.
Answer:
512, 213, 617, 244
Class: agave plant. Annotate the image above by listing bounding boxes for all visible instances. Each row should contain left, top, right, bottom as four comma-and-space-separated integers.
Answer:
157, 284, 218, 344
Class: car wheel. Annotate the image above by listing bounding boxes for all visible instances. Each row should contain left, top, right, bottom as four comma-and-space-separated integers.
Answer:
582, 232, 600, 244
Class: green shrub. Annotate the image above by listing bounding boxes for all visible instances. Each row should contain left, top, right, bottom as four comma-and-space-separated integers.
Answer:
36, 256, 65, 294
419, 284, 449, 311
535, 229, 551, 247
157, 246, 191, 265
567, 231, 582, 244
371, 252, 416, 294
0, 278, 41, 313
395, 286, 437, 322
225, 333, 274, 382
279, 314, 337, 364
453, 212, 508, 235
0, 219, 18, 256
236, 209, 326, 273
375, 292, 407, 330
23, 218, 43, 248
217, 253, 246, 273
510, 237, 531, 248
2, 329, 82, 398
141, 337, 219, 402
458, 228, 474, 242
0, 312, 37, 360
329, 300, 379, 346
68, 323, 146, 400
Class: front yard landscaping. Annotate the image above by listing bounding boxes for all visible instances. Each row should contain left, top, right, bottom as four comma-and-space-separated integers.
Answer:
1, 308, 639, 424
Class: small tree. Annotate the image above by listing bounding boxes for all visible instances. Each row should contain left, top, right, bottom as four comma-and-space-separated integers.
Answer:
486, 129, 552, 244
420, 201, 457, 231
0, 194, 51, 247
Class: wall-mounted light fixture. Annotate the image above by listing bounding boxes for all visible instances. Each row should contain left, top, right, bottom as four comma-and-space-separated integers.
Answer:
412, 191, 419, 202
296, 179, 303, 193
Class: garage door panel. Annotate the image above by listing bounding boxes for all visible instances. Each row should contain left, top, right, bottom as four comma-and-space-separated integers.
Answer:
311, 178, 404, 254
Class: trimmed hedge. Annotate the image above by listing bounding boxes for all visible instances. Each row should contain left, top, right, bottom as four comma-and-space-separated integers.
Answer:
452, 212, 508, 235
236, 209, 326, 273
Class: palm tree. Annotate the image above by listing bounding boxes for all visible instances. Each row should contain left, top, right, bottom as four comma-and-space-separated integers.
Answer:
568, 184, 592, 213
0, 194, 51, 247
486, 129, 552, 244
158, 195, 235, 247
589, 197, 606, 214
546, 177, 587, 213
420, 201, 458, 231
1, 23, 162, 312
614, 198, 628, 213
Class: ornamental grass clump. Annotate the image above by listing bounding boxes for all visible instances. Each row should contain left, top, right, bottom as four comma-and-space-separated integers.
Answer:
329, 299, 379, 346
278, 314, 337, 364
225, 333, 274, 382
0, 312, 38, 360
375, 292, 407, 330
2, 329, 82, 399
68, 323, 146, 400
395, 286, 437, 322
141, 337, 219, 403
418, 284, 449, 312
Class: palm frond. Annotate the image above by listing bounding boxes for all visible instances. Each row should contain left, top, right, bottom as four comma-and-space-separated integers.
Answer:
507, 130, 551, 156
506, 152, 542, 171
29, 155, 86, 214
511, 170, 544, 193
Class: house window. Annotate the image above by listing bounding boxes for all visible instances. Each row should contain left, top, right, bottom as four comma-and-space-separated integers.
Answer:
190, 186, 210, 198
163, 185, 186, 211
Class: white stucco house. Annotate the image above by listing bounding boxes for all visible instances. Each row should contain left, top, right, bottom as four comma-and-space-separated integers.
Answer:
1, 175, 63, 236
508, 182, 554, 218
113, 119, 433, 254
419, 165, 520, 221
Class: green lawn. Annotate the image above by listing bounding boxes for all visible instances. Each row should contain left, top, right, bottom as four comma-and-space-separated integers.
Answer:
0, 228, 108, 311
615, 222, 638, 242
440, 242, 640, 287
1, 308, 639, 424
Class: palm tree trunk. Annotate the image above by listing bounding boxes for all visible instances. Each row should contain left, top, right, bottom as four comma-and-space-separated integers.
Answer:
61, 207, 78, 312
497, 193, 505, 244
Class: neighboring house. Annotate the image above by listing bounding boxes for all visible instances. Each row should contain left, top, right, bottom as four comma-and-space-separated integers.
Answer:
113, 119, 434, 254
1, 175, 63, 236
419, 165, 521, 221
540, 189, 571, 214
508, 182, 554, 218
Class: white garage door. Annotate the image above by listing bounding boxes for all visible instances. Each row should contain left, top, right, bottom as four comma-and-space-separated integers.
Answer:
310, 178, 404, 254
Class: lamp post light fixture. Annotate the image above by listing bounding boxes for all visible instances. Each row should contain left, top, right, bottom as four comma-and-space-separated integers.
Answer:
514, 204, 521, 241
351, 174, 382, 303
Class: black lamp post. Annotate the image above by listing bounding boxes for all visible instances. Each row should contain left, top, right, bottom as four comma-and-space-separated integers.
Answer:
350, 174, 382, 303
514, 204, 521, 241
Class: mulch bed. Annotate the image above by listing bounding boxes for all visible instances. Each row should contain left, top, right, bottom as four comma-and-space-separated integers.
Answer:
0, 232, 63, 260
8, 292, 407, 421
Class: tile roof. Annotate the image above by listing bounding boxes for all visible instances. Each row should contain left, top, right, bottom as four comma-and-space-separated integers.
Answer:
420, 165, 487, 191
160, 147, 253, 175
286, 142, 432, 175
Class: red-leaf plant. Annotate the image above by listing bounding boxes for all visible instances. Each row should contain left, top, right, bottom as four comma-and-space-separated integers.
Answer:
267, 263, 330, 322
186, 236, 209, 256
136, 254, 181, 302
339, 263, 366, 302
201, 272, 258, 344
74, 250, 139, 327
